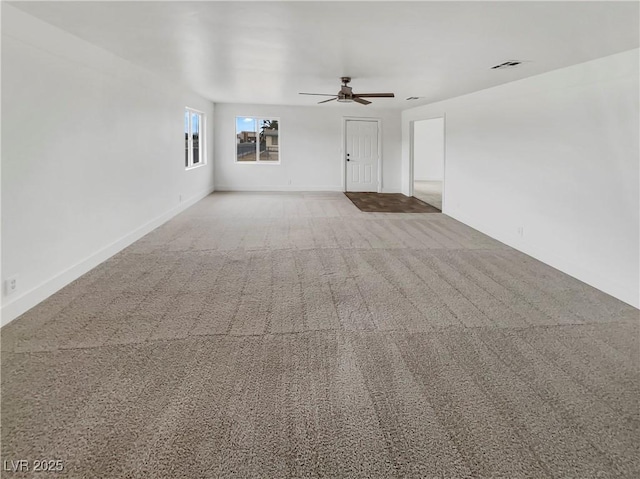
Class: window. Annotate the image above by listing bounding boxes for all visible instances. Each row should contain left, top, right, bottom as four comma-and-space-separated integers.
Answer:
185, 108, 206, 168
236, 117, 280, 163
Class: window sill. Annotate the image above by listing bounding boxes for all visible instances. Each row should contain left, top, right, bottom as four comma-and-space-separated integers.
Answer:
185, 163, 207, 171
234, 161, 281, 165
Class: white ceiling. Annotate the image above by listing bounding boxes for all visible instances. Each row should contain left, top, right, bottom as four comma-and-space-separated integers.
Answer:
9, 1, 640, 109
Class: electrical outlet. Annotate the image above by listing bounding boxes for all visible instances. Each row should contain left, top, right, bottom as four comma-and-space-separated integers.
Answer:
5, 277, 18, 296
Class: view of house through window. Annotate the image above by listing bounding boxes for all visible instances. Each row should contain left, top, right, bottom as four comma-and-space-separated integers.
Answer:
236, 117, 280, 162
185, 108, 205, 168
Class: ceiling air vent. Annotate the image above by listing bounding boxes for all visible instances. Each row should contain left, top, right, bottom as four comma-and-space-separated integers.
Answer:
491, 61, 522, 70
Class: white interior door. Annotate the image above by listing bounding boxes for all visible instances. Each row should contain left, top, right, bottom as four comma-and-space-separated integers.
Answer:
345, 119, 379, 192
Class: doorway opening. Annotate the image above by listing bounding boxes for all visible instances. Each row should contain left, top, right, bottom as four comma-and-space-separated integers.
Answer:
343, 118, 382, 193
410, 117, 444, 210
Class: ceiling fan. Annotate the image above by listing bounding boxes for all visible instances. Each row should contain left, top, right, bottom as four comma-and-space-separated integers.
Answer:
299, 77, 394, 105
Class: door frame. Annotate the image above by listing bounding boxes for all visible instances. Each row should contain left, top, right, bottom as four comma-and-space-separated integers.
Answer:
342, 117, 383, 193
409, 115, 446, 211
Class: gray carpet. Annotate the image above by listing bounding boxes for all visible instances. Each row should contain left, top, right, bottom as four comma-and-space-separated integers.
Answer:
2, 192, 638, 478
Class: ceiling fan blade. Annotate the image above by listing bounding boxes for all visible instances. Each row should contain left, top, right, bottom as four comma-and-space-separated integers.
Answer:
318, 97, 338, 104
354, 93, 395, 98
299, 93, 339, 96
353, 97, 372, 105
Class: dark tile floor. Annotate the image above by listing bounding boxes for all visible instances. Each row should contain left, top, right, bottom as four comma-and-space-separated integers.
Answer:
345, 192, 441, 213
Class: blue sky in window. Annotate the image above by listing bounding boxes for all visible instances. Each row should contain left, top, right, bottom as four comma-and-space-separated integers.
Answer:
236, 117, 255, 134
185, 112, 200, 134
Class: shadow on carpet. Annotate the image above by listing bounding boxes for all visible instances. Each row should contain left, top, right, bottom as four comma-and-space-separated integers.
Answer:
345, 192, 441, 213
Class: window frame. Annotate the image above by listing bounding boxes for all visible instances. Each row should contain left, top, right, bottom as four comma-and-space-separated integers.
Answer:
235, 116, 281, 164
185, 107, 206, 170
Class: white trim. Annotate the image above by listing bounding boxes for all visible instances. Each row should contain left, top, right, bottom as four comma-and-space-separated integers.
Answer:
234, 116, 281, 164
409, 115, 446, 210
214, 185, 343, 192
443, 115, 447, 212
185, 163, 207, 171
0, 186, 215, 327
342, 116, 383, 193
185, 106, 206, 113
233, 162, 281, 166
409, 120, 415, 197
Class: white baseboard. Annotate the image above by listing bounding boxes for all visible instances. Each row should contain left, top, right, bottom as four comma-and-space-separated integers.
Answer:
446, 209, 640, 309
214, 185, 344, 192
215, 185, 404, 194
1, 186, 214, 327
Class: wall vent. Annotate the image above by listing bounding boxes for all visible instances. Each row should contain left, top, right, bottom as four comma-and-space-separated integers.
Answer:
491, 61, 522, 70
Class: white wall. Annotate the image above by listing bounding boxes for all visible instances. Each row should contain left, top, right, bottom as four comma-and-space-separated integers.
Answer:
402, 49, 639, 308
214, 103, 401, 192
1, 5, 215, 325
413, 118, 444, 181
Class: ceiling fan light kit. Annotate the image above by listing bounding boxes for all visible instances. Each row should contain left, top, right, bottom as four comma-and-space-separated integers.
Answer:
299, 77, 394, 105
